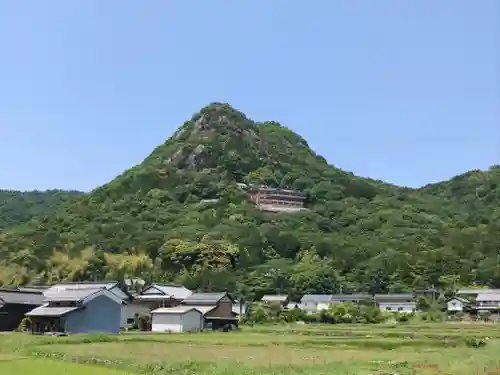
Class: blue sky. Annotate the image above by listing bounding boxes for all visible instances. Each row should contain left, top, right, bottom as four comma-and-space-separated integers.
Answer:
0, 1, 498, 191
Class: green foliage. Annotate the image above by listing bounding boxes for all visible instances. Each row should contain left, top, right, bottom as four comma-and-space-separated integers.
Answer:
464, 337, 487, 348
0, 103, 499, 297
0, 189, 83, 230
17, 316, 31, 332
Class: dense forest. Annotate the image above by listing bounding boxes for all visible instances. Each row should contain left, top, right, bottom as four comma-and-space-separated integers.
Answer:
0, 103, 498, 300
0, 190, 83, 230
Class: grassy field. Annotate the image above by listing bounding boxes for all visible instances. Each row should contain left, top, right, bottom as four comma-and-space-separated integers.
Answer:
0, 322, 499, 374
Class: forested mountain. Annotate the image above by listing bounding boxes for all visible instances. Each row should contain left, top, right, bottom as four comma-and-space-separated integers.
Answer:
0, 103, 498, 298
0, 190, 84, 230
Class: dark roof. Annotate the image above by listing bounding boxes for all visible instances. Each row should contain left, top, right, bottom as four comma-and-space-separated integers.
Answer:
331, 294, 372, 301
183, 292, 234, 305
374, 293, 414, 301
0, 288, 45, 306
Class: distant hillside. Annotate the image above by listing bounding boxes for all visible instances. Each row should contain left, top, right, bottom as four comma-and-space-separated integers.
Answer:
419, 165, 500, 226
0, 103, 497, 297
0, 189, 84, 230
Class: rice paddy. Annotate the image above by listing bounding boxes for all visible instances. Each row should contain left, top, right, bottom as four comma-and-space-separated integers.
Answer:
0, 322, 499, 374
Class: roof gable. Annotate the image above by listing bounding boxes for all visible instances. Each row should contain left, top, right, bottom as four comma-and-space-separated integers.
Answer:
152, 306, 202, 314
183, 292, 234, 305
140, 284, 192, 300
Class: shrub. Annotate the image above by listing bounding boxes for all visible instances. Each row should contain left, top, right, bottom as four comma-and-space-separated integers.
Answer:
465, 337, 487, 348
17, 317, 31, 332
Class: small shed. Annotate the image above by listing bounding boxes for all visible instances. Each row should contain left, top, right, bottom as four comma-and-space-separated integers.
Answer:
151, 306, 203, 333
447, 297, 469, 312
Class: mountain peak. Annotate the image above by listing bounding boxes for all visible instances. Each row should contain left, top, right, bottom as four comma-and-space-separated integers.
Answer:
0, 104, 499, 295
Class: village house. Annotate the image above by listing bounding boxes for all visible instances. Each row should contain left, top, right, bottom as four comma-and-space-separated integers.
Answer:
456, 288, 500, 300
42, 281, 135, 329
374, 293, 416, 313
475, 292, 500, 311
133, 283, 192, 310
300, 294, 333, 314
182, 291, 238, 329
26, 287, 123, 334
151, 306, 204, 333
447, 296, 470, 313
260, 294, 290, 307
0, 288, 45, 331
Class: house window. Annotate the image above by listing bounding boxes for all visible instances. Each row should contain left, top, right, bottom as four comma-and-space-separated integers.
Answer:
126, 318, 135, 324
397, 307, 403, 312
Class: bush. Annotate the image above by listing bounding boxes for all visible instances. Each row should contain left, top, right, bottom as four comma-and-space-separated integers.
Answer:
465, 337, 487, 348
302, 313, 320, 323
17, 317, 31, 332
282, 308, 306, 323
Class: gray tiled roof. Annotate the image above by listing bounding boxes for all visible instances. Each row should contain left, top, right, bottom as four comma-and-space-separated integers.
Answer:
331, 294, 372, 301
152, 305, 201, 314
374, 293, 414, 301
476, 293, 500, 302
146, 284, 192, 300
17, 285, 50, 292
25, 304, 79, 317
44, 287, 103, 302
0, 289, 45, 305
44, 281, 119, 296
301, 294, 333, 303
458, 288, 500, 295
183, 292, 230, 305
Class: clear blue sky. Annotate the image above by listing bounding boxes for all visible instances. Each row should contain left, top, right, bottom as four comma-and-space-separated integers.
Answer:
0, 1, 498, 191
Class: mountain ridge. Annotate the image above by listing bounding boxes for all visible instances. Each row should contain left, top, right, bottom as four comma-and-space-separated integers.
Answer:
0, 103, 498, 297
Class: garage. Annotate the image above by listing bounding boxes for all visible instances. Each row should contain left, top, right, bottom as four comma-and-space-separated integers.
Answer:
151, 306, 203, 333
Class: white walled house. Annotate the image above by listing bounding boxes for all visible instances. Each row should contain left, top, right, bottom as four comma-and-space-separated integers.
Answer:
475, 293, 500, 311
151, 306, 204, 333
378, 301, 416, 313
447, 297, 469, 313
300, 295, 333, 314
375, 294, 416, 313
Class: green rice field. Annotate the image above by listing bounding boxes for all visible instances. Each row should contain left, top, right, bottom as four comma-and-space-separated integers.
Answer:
0, 322, 499, 374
